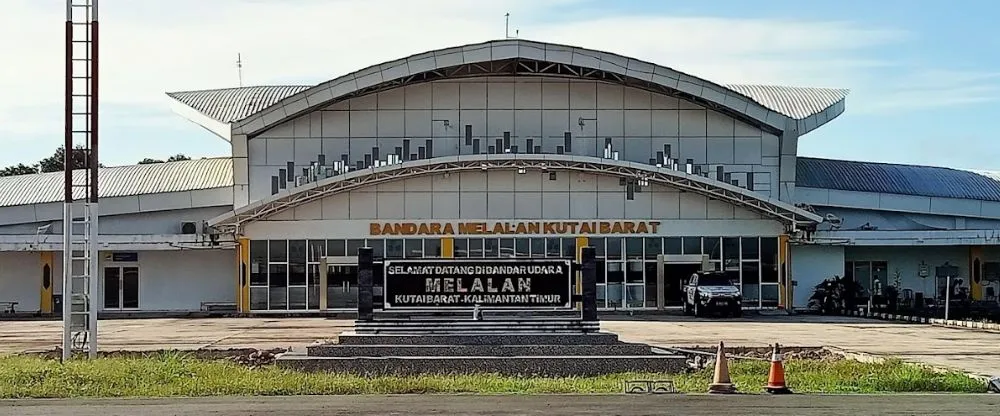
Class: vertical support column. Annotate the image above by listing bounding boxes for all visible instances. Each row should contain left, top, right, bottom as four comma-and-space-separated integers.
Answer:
970, 246, 984, 301
237, 238, 250, 313
357, 247, 374, 322
581, 246, 598, 322
778, 234, 790, 310
319, 257, 328, 311
441, 237, 454, 258
575, 236, 588, 310
40, 252, 54, 314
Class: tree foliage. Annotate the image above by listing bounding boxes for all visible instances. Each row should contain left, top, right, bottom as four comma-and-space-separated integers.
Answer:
0, 164, 39, 176
137, 154, 191, 165
0, 146, 189, 177
36, 145, 95, 173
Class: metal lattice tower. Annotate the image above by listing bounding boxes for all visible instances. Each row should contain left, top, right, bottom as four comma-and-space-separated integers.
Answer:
62, 0, 99, 361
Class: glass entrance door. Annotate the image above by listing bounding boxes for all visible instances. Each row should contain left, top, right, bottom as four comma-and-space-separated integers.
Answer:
103, 266, 139, 310
326, 264, 358, 309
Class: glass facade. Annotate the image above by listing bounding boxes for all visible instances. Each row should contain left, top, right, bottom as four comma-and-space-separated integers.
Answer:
248, 236, 781, 311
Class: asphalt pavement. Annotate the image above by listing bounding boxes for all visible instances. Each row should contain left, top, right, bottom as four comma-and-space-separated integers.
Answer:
4, 394, 1000, 416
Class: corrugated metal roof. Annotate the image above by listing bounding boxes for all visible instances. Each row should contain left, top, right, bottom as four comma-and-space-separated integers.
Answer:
797, 157, 1000, 202
725, 85, 848, 120
170, 83, 845, 124
166, 85, 311, 124
0, 158, 233, 207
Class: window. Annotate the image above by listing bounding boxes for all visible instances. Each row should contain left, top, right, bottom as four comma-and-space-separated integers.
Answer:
591, 237, 606, 259
545, 238, 561, 257
663, 237, 681, 255
484, 238, 500, 257
705, 237, 722, 260
307, 240, 326, 262
682, 237, 702, 255
761, 237, 779, 283
625, 237, 643, 259
369, 239, 385, 259
268, 240, 287, 262
385, 239, 404, 259
346, 239, 365, 258
404, 239, 423, 258
249, 240, 268, 286
741, 237, 759, 261
645, 237, 663, 260
454, 238, 469, 258
500, 238, 515, 258
327, 239, 346, 257
606, 237, 622, 260
424, 239, 442, 257
530, 238, 545, 257
468, 238, 484, 258
288, 240, 307, 265
562, 238, 577, 260
515, 238, 530, 257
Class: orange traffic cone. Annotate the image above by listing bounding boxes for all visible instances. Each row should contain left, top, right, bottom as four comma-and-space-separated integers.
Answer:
764, 343, 792, 394
708, 341, 736, 394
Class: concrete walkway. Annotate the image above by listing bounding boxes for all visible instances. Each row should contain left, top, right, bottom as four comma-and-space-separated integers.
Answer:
2, 314, 999, 376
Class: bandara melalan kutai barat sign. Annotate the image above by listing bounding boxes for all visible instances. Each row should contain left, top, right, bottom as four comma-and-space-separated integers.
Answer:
370, 220, 661, 236
382, 258, 573, 309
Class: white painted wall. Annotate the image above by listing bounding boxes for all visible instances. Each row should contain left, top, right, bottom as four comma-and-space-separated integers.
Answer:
245, 170, 785, 239
0, 249, 236, 313
248, 77, 780, 204
790, 245, 845, 308
846, 245, 968, 300
97, 249, 235, 312
0, 252, 38, 311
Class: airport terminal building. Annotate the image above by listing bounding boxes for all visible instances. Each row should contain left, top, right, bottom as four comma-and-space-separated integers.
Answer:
2, 40, 999, 315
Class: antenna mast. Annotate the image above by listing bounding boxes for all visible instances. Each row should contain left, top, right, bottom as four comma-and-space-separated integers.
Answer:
237, 53, 243, 87
505, 13, 510, 38
63, 0, 100, 361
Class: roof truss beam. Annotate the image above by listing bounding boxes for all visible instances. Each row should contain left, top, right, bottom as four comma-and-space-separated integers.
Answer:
210, 156, 820, 234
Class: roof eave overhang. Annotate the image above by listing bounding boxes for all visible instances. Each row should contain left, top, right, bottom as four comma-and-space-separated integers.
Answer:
167, 95, 233, 142
208, 154, 821, 234
231, 40, 797, 139
796, 99, 846, 136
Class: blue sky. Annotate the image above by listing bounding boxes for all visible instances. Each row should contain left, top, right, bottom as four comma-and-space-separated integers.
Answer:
1, 0, 997, 170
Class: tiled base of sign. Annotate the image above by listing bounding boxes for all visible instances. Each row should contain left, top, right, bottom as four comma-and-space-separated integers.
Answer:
277, 354, 688, 377
843, 309, 1000, 332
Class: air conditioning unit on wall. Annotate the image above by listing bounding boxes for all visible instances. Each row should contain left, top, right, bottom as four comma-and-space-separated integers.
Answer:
180, 221, 200, 235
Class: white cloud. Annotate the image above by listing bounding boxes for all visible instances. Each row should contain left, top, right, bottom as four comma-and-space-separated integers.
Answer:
0, 0, 991, 145
853, 69, 1000, 113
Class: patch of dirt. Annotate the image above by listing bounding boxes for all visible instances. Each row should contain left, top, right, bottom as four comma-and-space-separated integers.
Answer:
678, 346, 842, 361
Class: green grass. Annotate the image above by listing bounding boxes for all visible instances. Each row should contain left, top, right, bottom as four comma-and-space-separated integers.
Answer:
0, 353, 985, 398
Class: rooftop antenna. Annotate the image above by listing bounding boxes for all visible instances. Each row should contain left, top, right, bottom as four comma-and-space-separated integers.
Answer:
237, 53, 244, 87
504, 13, 518, 39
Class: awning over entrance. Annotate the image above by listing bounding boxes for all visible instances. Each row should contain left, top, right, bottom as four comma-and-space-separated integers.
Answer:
208, 154, 822, 234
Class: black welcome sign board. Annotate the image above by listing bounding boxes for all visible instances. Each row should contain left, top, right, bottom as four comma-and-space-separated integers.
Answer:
383, 258, 573, 309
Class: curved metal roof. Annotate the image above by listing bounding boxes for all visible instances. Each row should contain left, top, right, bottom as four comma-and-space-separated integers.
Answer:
167, 85, 312, 124
796, 157, 1000, 202
725, 85, 849, 120
0, 158, 234, 207
167, 39, 847, 137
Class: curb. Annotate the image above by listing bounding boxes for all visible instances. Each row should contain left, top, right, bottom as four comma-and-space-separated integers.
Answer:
842, 309, 1000, 332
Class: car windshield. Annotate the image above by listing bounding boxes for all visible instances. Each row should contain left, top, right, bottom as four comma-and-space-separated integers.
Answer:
698, 275, 733, 286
